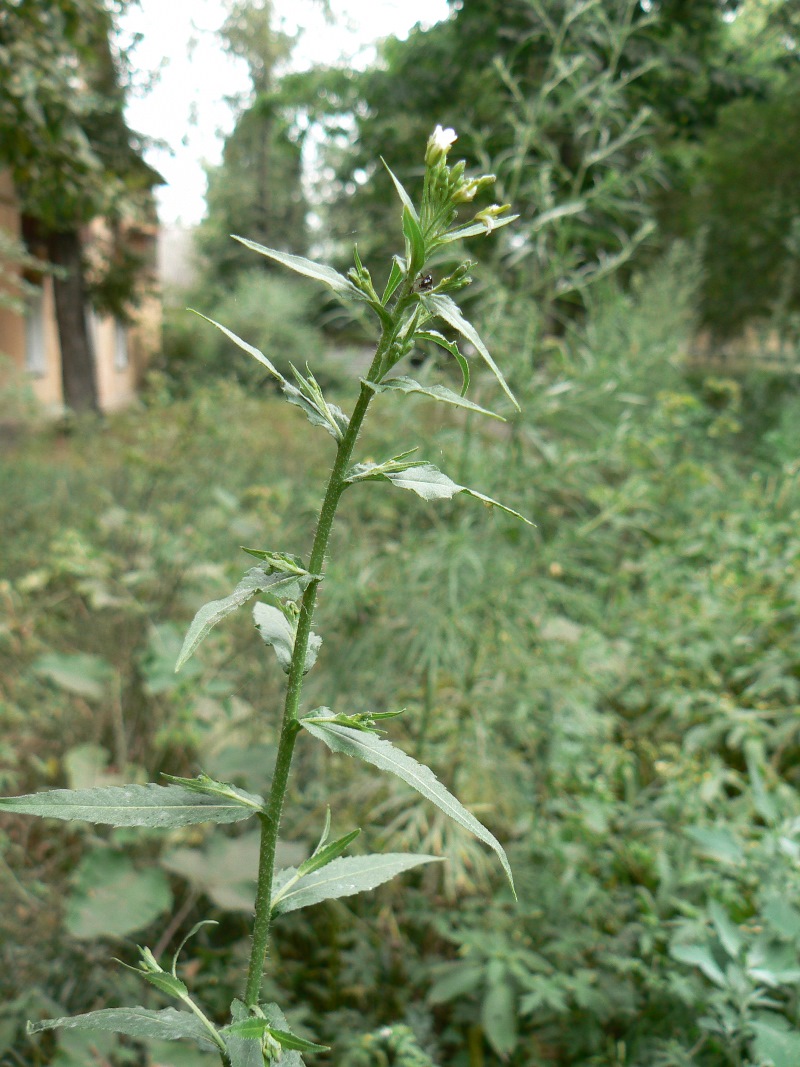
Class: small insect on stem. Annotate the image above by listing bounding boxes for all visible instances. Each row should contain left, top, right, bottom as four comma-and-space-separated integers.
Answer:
413, 273, 434, 293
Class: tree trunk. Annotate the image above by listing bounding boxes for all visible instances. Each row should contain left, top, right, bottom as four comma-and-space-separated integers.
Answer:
47, 229, 99, 413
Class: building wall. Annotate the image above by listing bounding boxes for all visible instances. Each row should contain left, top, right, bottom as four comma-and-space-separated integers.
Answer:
0, 171, 64, 412
0, 170, 160, 416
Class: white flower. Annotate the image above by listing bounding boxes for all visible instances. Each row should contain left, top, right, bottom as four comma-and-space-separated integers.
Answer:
425, 125, 458, 166
432, 125, 457, 151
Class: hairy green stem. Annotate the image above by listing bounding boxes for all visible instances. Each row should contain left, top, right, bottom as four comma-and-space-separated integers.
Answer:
243, 300, 410, 1007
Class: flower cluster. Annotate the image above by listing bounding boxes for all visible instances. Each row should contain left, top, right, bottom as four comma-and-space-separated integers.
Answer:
421, 125, 513, 242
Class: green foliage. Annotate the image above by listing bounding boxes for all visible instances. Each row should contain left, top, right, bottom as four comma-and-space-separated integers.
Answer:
162, 271, 330, 390
0, 228, 53, 315
4, 242, 800, 1063
681, 72, 800, 338
193, 0, 307, 291
0, 0, 157, 261
1, 131, 525, 1065
305, 0, 665, 319
301, 716, 514, 891
197, 105, 307, 288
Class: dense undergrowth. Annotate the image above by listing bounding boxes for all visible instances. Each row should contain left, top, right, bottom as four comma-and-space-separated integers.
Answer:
2, 255, 800, 1067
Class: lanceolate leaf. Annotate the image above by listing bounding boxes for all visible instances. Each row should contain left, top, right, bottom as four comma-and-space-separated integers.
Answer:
422, 293, 519, 410
346, 449, 420, 486
27, 1007, 218, 1051
176, 567, 306, 672
283, 364, 350, 441
253, 602, 322, 674
414, 329, 470, 395
262, 1005, 308, 1065
240, 549, 308, 575
381, 256, 405, 305
225, 1002, 306, 1067
296, 828, 361, 878
225, 1001, 268, 1067
348, 461, 534, 526
402, 205, 425, 275
437, 213, 519, 244
0, 783, 260, 827
159, 773, 264, 813
301, 719, 515, 894
381, 159, 420, 222
370, 376, 504, 420
233, 235, 365, 303
222, 1019, 328, 1053
271, 853, 443, 915
191, 312, 282, 379
193, 314, 348, 439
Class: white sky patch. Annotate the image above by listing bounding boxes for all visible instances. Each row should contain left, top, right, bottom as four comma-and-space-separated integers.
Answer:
119, 0, 449, 226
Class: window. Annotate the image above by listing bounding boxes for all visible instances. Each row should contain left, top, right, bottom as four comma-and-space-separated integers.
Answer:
24, 287, 46, 377
114, 320, 129, 371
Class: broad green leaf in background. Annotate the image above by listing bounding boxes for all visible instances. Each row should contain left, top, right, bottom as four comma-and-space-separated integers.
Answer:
27, 1007, 218, 1051
746, 742, 779, 825
143, 622, 201, 695
752, 1015, 800, 1067
747, 940, 800, 985
367, 376, 503, 420
709, 900, 744, 959
427, 963, 485, 1005
65, 851, 172, 940
176, 567, 306, 672
686, 825, 745, 865
669, 943, 727, 988
421, 293, 519, 410
763, 898, 800, 940
204, 743, 276, 794
32, 652, 114, 701
161, 832, 306, 913
0, 783, 261, 827
482, 969, 518, 1058
301, 717, 515, 893
271, 852, 443, 915
233, 235, 366, 303
140, 1038, 219, 1066
49, 1028, 118, 1067
253, 602, 321, 674
347, 460, 533, 526
161, 831, 261, 913
63, 743, 119, 789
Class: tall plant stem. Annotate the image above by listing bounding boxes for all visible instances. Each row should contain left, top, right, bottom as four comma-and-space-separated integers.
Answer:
243, 311, 406, 1008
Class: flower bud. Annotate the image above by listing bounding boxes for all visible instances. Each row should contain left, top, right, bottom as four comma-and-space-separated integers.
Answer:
138, 947, 162, 973
473, 203, 511, 233
453, 174, 496, 204
425, 125, 457, 167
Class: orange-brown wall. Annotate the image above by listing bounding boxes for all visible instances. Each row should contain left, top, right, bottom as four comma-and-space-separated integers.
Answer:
0, 170, 160, 415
